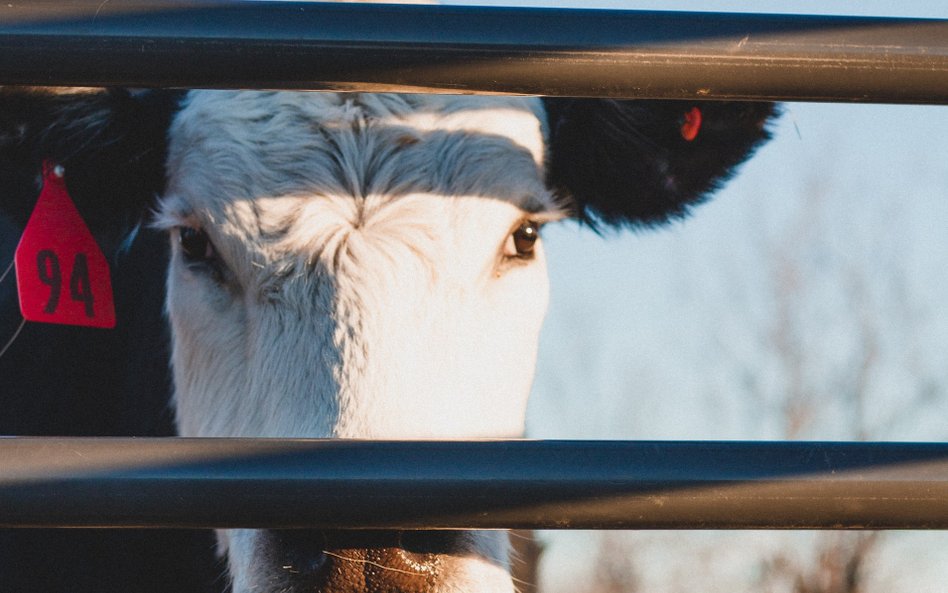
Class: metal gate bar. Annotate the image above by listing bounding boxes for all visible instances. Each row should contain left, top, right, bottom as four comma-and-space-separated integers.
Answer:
0, 1, 946, 103
1, 438, 946, 529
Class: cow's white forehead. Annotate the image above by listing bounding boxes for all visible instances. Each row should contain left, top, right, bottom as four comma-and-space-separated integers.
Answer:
164, 91, 551, 218
160, 90, 558, 301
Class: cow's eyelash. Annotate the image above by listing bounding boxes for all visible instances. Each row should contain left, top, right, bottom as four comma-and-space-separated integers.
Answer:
520, 198, 569, 225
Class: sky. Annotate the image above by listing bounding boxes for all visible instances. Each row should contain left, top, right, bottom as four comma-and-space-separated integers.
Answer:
439, 0, 948, 591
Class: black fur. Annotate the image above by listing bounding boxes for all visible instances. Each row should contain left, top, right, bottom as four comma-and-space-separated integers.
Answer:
543, 98, 778, 229
0, 87, 180, 241
0, 87, 222, 593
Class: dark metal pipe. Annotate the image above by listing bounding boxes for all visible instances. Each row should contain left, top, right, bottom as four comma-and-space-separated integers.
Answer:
1, 439, 946, 529
0, 1, 946, 103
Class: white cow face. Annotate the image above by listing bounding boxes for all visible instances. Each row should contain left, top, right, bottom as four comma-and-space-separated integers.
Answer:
160, 91, 558, 441
158, 91, 559, 593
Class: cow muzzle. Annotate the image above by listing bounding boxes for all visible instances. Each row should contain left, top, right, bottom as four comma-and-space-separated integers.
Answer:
234, 529, 514, 593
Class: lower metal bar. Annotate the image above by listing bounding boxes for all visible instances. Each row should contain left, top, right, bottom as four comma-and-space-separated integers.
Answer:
1, 439, 946, 529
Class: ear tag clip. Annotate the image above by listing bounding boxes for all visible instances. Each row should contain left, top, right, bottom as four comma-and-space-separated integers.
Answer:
680, 107, 703, 142
14, 162, 116, 328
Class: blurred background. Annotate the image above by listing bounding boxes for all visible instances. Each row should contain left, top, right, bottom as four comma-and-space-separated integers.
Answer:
442, 1, 948, 591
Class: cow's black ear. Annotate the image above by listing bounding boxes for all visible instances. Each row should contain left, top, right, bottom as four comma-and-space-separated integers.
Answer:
543, 98, 778, 229
0, 87, 181, 238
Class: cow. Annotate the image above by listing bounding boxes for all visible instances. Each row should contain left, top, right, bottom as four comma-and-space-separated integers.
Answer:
0, 85, 775, 592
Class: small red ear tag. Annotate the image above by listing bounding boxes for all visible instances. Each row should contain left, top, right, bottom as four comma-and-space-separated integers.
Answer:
14, 163, 116, 328
680, 107, 702, 142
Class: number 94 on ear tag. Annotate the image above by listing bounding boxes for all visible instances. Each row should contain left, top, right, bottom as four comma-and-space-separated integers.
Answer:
14, 163, 116, 329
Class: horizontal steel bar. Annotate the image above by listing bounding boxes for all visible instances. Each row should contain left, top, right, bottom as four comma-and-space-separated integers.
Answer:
0, 2, 946, 103
0, 438, 946, 529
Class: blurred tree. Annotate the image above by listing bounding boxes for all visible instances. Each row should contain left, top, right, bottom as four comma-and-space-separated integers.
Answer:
577, 533, 640, 593
737, 178, 937, 593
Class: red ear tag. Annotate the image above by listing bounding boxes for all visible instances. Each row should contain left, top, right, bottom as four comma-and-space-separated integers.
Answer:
680, 107, 702, 142
14, 163, 116, 328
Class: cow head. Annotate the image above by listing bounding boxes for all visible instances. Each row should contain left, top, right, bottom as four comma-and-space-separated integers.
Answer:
0, 86, 775, 593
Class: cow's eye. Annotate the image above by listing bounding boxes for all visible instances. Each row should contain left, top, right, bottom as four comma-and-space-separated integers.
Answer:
178, 227, 215, 262
505, 220, 540, 259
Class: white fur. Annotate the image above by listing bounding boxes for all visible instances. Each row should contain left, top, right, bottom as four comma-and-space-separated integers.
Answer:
157, 91, 560, 593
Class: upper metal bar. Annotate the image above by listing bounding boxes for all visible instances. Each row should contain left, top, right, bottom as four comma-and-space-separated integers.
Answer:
0, 1, 946, 103
1, 438, 946, 529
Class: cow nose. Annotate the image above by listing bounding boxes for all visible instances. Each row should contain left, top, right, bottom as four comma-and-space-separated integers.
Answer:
272, 530, 330, 580
268, 530, 464, 592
